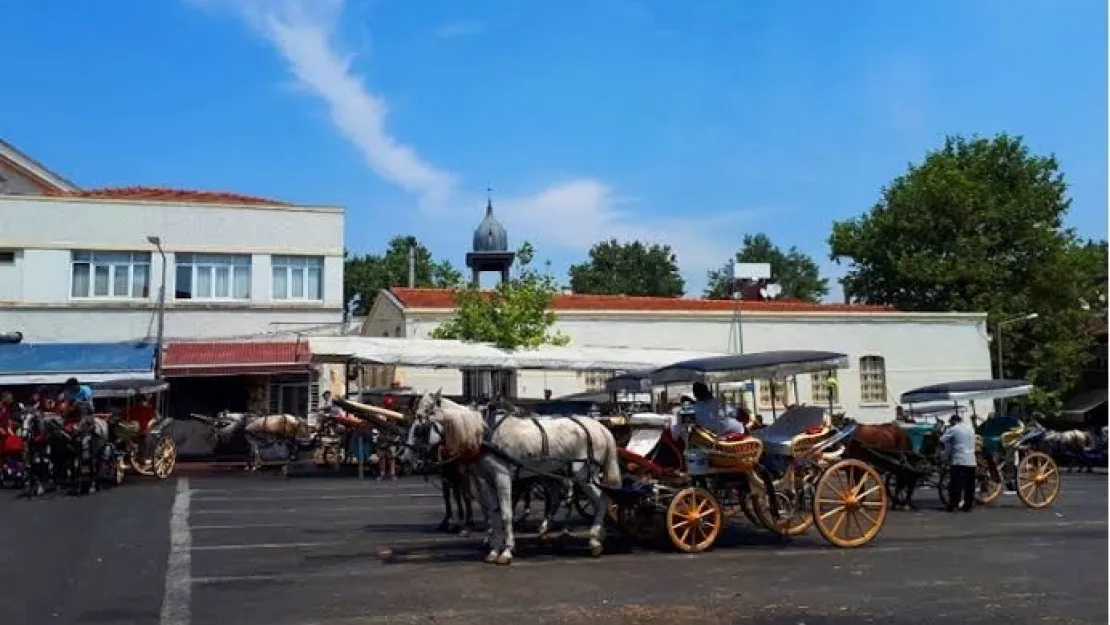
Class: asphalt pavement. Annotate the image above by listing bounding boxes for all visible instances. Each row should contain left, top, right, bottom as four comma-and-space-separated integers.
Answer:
1, 470, 1106, 625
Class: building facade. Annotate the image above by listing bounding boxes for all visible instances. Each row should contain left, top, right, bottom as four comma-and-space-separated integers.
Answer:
362, 287, 993, 423
0, 139, 345, 420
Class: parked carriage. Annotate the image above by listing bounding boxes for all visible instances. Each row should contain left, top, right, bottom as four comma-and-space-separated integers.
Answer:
91, 378, 177, 479
604, 350, 889, 553
899, 379, 1061, 509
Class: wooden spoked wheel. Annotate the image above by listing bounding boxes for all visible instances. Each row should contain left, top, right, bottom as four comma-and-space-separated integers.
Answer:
738, 492, 762, 527
1016, 451, 1060, 509
812, 459, 887, 548
665, 487, 722, 553
152, 437, 177, 479
753, 490, 814, 536
974, 457, 1004, 506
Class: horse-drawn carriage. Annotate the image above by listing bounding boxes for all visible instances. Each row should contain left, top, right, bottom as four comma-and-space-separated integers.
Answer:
600, 350, 889, 553
901, 379, 1061, 509
91, 378, 177, 480
841, 379, 1061, 510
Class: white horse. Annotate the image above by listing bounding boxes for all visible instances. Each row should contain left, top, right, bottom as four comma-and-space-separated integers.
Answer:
1034, 428, 1098, 472
413, 391, 622, 565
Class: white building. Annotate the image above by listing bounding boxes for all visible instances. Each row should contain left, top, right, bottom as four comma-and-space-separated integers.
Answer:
0, 139, 344, 420
0, 140, 344, 342
362, 287, 993, 423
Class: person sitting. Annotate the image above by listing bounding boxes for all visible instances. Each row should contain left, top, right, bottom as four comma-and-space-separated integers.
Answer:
126, 395, 158, 434
895, 406, 915, 423
691, 381, 746, 438
60, 377, 95, 425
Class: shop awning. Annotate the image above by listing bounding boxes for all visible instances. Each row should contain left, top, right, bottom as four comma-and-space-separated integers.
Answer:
163, 340, 311, 377
0, 342, 156, 385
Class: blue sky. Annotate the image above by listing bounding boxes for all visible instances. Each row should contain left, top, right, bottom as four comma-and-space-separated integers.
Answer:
2, 0, 1106, 298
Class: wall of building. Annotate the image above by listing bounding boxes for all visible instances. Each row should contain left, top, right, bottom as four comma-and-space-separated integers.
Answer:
390, 308, 992, 423
0, 195, 344, 341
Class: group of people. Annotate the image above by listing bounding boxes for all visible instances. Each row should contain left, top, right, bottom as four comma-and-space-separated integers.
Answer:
319, 391, 398, 480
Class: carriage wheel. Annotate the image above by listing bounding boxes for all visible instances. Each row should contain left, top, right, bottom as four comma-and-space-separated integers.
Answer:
753, 490, 815, 537
129, 444, 154, 477
812, 459, 887, 548
152, 437, 177, 479
1016, 452, 1060, 509
738, 491, 762, 527
665, 487, 722, 553
974, 457, 1004, 506
112, 456, 125, 486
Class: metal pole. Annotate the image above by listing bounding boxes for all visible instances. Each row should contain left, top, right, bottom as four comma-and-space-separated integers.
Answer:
408, 243, 416, 288
995, 322, 1004, 379
148, 237, 167, 378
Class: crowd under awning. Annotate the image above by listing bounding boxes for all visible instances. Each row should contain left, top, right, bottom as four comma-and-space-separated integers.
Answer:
162, 340, 312, 377
0, 341, 156, 385
307, 336, 729, 372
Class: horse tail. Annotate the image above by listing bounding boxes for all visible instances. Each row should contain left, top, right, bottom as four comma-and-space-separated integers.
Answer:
599, 429, 622, 489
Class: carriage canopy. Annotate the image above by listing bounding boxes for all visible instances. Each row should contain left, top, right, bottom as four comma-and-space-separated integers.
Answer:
649, 350, 849, 385
90, 378, 170, 399
604, 371, 652, 393
898, 379, 1033, 404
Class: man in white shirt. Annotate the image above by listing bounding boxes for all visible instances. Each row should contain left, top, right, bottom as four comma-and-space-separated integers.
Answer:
940, 414, 978, 512
692, 382, 745, 437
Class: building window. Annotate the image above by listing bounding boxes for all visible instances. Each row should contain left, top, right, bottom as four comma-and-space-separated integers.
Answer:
0, 250, 15, 264
811, 370, 840, 406
580, 370, 618, 392
463, 369, 516, 401
71, 251, 150, 298
272, 256, 323, 300
175, 253, 251, 300
859, 355, 887, 403
758, 379, 792, 408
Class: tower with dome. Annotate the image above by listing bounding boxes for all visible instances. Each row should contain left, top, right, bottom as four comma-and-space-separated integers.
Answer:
465, 193, 515, 286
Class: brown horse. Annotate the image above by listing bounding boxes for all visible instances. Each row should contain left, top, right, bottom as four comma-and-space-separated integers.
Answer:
833, 414, 924, 509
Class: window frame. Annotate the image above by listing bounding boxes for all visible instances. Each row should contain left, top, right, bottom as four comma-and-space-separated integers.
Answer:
271, 255, 324, 301
70, 250, 151, 300
173, 253, 252, 301
757, 378, 793, 409
811, 370, 841, 407
858, 355, 888, 404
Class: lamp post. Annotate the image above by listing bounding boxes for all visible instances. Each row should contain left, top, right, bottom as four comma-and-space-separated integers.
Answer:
147, 236, 167, 378
995, 312, 1038, 415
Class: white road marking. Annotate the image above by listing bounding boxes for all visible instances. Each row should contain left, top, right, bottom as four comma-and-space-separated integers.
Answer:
191, 534, 475, 551
160, 477, 192, 625
189, 503, 442, 515
190, 493, 440, 502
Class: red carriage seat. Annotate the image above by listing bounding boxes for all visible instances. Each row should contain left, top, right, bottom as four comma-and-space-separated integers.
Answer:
1, 434, 24, 456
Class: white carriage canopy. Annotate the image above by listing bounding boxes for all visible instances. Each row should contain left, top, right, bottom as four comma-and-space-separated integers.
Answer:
306, 337, 729, 372
898, 379, 1034, 405
649, 350, 850, 386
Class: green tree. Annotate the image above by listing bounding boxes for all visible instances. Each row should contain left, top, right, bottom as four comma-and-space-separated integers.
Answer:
431, 242, 570, 349
568, 239, 685, 297
1071, 238, 1108, 315
827, 133, 1095, 409
344, 235, 462, 312
703, 233, 829, 302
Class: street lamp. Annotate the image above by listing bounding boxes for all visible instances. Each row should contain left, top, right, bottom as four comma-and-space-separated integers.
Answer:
147, 236, 167, 378
995, 312, 1038, 415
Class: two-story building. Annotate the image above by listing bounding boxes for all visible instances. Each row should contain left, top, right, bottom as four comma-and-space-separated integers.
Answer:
0, 139, 344, 416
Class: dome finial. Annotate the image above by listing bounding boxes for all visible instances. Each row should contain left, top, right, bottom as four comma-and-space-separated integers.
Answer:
486, 185, 493, 214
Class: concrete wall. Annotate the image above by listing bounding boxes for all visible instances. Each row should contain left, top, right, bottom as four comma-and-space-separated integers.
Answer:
0, 195, 345, 341
370, 300, 991, 423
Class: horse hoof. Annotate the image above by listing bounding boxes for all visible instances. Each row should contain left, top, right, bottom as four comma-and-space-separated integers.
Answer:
589, 543, 603, 558
495, 553, 512, 565
458, 528, 471, 538
484, 551, 498, 563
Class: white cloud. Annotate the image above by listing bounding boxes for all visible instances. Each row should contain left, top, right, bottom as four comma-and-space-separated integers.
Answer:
196, 0, 761, 287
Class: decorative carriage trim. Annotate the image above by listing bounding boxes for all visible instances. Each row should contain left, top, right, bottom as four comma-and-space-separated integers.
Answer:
789, 428, 832, 459
689, 427, 764, 469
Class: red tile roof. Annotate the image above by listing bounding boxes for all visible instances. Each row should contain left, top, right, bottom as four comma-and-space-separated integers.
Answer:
44, 186, 290, 206
163, 340, 311, 376
389, 287, 894, 313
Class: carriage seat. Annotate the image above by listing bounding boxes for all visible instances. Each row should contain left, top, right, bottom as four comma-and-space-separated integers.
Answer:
688, 426, 763, 470
754, 425, 831, 459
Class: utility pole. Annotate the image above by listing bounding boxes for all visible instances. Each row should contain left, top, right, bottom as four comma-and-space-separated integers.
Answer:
147, 236, 167, 377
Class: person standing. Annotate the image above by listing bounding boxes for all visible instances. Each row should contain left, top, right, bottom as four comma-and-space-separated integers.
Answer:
940, 413, 978, 512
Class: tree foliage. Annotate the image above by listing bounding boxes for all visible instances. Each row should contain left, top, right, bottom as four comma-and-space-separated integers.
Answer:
344, 235, 462, 313
704, 233, 829, 302
430, 242, 570, 349
827, 133, 1099, 409
568, 239, 685, 297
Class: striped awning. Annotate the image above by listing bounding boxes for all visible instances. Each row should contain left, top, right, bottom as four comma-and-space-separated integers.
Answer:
163, 340, 311, 377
